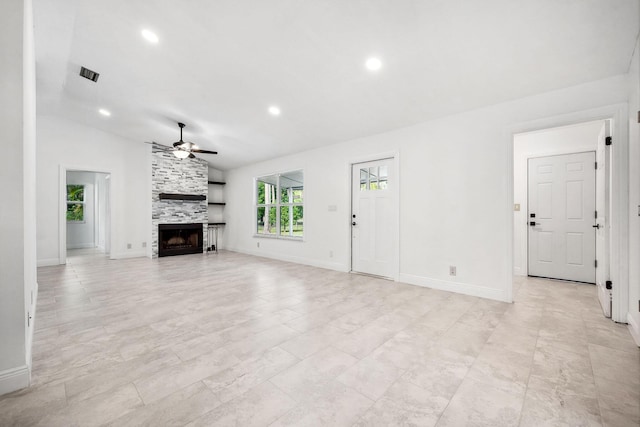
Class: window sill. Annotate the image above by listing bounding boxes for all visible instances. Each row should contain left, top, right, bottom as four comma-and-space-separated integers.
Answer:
67, 221, 86, 224
253, 234, 304, 242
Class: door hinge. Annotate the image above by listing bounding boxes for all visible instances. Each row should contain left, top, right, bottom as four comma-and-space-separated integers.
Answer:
594, 260, 598, 268
27, 311, 32, 327
605, 136, 612, 146
595, 161, 598, 169
594, 210, 597, 219
606, 280, 612, 290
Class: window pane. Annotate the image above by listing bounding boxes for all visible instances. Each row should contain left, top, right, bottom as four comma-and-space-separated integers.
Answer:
257, 206, 276, 235
66, 203, 84, 221
280, 171, 303, 203
257, 175, 277, 204
369, 167, 378, 190
280, 206, 292, 235
378, 165, 388, 189
293, 206, 303, 236
67, 184, 84, 201
360, 168, 368, 191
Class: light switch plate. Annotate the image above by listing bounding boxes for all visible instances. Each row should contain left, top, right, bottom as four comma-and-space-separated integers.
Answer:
514, 203, 520, 211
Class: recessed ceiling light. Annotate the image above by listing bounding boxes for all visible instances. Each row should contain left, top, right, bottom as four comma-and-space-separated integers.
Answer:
268, 106, 281, 116
365, 57, 382, 71
98, 109, 111, 117
141, 29, 159, 44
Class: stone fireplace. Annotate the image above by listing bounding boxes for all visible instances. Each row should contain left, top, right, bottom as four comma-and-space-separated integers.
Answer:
151, 143, 208, 258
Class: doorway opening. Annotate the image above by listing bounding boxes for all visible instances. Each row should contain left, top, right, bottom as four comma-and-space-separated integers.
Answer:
61, 169, 111, 264
513, 119, 612, 316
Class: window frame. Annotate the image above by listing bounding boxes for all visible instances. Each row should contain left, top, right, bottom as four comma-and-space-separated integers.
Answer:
66, 184, 86, 223
254, 170, 304, 240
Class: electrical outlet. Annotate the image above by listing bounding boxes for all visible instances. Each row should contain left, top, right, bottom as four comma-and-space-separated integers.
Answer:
127, 243, 132, 249
142, 242, 147, 248
449, 266, 457, 276
329, 250, 333, 258
257, 242, 260, 248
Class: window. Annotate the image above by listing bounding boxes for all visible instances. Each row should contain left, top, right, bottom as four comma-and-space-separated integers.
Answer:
256, 170, 303, 238
360, 165, 388, 191
66, 184, 85, 222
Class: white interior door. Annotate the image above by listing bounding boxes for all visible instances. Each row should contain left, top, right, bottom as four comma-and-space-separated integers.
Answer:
351, 159, 395, 278
528, 152, 596, 283
595, 122, 611, 317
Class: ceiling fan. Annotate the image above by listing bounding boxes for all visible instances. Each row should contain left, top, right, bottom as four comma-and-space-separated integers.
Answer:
152, 122, 218, 159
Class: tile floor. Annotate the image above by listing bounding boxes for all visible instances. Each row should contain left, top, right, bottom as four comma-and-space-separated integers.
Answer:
1, 250, 638, 426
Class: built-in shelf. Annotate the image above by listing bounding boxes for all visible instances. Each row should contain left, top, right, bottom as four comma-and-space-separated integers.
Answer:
208, 202, 226, 206
208, 181, 226, 185
208, 222, 226, 226
159, 193, 206, 201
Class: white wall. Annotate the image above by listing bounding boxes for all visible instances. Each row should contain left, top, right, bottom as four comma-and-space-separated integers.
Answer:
66, 171, 96, 249
513, 121, 603, 276
37, 115, 151, 265
627, 35, 640, 345
225, 75, 629, 303
0, 0, 36, 394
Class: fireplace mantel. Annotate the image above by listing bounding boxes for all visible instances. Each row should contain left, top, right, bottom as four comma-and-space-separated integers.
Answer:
158, 193, 206, 201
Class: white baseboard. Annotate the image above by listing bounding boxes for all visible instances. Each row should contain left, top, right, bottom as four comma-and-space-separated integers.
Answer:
110, 250, 148, 260
627, 313, 640, 347
226, 247, 349, 272
37, 258, 60, 267
0, 365, 30, 396
398, 273, 508, 302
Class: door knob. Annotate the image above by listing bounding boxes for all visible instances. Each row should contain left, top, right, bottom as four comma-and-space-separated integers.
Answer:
352, 222, 357, 226
592, 224, 601, 229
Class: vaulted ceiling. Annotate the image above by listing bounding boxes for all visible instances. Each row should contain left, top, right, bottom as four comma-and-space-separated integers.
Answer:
34, 0, 639, 170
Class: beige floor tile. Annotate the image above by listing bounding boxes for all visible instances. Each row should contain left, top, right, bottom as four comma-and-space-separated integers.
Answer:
186, 381, 296, 427
203, 346, 299, 403
337, 351, 405, 400
436, 377, 524, 427
66, 383, 143, 426
520, 377, 602, 427
134, 347, 241, 404
594, 375, 640, 421
354, 378, 448, 427
271, 381, 373, 427
0, 384, 67, 427
404, 347, 475, 399
270, 347, 358, 400
279, 325, 351, 359
106, 382, 220, 426
589, 343, 640, 388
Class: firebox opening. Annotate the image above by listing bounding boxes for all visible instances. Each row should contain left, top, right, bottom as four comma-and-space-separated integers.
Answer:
158, 223, 203, 257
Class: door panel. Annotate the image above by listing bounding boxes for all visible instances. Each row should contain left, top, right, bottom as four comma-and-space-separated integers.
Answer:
352, 159, 395, 278
528, 152, 596, 283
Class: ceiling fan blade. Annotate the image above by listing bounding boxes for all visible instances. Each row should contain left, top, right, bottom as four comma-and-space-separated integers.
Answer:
191, 149, 218, 155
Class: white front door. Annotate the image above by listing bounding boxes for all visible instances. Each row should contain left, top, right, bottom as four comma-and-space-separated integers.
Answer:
595, 122, 611, 317
351, 159, 395, 278
528, 152, 596, 283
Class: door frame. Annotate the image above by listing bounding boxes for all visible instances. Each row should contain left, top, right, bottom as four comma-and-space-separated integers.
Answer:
59, 165, 113, 264
348, 151, 400, 281
506, 103, 629, 323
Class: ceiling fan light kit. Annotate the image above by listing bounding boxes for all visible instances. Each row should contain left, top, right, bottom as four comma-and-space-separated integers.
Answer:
151, 122, 218, 159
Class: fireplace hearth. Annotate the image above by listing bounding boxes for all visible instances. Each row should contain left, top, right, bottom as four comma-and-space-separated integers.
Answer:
158, 223, 203, 257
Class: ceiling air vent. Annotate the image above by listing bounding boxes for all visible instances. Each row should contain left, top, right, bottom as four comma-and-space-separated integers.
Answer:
79, 66, 99, 82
